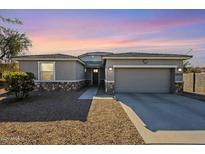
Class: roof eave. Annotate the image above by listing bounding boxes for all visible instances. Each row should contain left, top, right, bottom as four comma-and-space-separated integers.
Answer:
102, 56, 192, 60
12, 58, 86, 65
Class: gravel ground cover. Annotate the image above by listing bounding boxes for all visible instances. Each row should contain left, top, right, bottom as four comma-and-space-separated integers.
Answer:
0, 88, 144, 144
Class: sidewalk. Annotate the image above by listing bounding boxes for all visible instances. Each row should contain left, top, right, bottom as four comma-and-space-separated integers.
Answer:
78, 86, 98, 99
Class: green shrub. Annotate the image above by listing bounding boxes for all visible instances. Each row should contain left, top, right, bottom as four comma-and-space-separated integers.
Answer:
3, 72, 35, 98
0, 63, 19, 76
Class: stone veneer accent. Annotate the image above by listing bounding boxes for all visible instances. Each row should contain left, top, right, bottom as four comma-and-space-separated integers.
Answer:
35, 80, 87, 91
174, 82, 184, 94
106, 82, 115, 94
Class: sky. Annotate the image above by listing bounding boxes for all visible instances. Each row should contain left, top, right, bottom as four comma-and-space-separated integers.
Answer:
0, 9, 205, 66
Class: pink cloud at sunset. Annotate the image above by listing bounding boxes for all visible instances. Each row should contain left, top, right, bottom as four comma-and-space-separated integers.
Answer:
0, 9, 205, 66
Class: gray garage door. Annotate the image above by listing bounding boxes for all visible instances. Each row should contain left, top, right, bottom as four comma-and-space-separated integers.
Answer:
115, 68, 171, 93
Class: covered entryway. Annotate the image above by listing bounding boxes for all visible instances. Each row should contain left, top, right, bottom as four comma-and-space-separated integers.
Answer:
115, 68, 173, 93
92, 69, 99, 85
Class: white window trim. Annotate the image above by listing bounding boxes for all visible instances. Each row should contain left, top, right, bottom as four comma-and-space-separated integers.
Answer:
38, 61, 56, 81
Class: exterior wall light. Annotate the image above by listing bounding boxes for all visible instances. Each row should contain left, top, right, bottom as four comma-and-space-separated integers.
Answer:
93, 69, 98, 73
84, 68, 87, 72
178, 68, 182, 72
108, 67, 113, 71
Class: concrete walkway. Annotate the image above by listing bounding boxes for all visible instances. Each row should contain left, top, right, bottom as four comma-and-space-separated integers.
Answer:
78, 87, 98, 100
120, 101, 205, 144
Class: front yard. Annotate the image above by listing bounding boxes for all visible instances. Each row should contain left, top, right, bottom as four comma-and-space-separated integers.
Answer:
0, 88, 144, 144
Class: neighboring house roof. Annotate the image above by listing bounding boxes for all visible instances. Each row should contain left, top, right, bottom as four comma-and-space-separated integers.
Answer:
13, 54, 85, 65
102, 52, 192, 59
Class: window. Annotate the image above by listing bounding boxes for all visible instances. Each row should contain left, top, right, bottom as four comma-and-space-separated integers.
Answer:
39, 62, 55, 80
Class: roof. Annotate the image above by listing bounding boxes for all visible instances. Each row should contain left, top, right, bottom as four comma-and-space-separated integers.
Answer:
103, 52, 192, 59
13, 54, 77, 59
13, 54, 85, 65
79, 52, 113, 58
13, 52, 192, 63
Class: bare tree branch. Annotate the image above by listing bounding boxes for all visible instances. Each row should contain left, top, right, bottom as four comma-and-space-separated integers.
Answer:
0, 16, 23, 25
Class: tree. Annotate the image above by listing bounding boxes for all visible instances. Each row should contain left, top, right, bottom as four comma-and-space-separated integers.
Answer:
183, 61, 191, 73
190, 67, 202, 73
0, 16, 31, 62
183, 61, 202, 73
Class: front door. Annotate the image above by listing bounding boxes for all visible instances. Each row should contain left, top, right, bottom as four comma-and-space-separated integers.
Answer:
93, 69, 98, 85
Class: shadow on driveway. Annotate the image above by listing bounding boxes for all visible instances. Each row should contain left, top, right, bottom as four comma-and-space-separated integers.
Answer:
0, 88, 92, 122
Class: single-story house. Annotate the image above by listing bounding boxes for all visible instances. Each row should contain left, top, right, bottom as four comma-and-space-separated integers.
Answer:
13, 52, 192, 94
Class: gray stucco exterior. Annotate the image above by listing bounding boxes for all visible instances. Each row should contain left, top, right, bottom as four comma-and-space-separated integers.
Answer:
19, 60, 85, 81
75, 62, 85, 80
105, 59, 183, 82
55, 61, 85, 80
18, 59, 86, 91
19, 60, 38, 79
15, 52, 191, 93
105, 59, 184, 94
55, 61, 76, 80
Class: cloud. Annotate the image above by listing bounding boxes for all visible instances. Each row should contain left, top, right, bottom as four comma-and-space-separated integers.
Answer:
26, 10, 205, 41
29, 33, 205, 54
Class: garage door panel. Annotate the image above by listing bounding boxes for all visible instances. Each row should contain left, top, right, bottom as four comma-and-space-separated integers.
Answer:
115, 68, 171, 93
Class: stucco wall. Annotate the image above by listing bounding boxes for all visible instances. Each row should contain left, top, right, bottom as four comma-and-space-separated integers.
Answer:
85, 68, 92, 80
183, 73, 194, 92
19, 61, 38, 79
75, 62, 85, 80
19, 60, 85, 81
55, 61, 76, 80
105, 59, 183, 81
195, 73, 205, 94
183, 73, 205, 94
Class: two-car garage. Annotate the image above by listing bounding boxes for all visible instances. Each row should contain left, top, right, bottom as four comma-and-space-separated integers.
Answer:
104, 53, 191, 94
114, 67, 173, 93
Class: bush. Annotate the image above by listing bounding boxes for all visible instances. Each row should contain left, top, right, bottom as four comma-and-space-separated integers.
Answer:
3, 72, 35, 98
0, 63, 19, 76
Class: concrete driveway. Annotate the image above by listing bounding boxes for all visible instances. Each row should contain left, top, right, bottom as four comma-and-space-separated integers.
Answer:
116, 93, 205, 131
